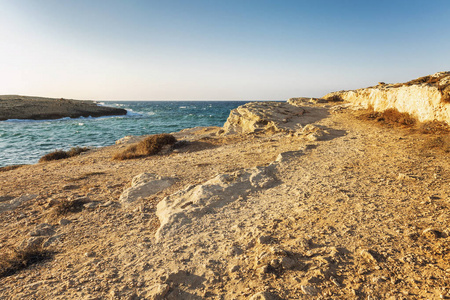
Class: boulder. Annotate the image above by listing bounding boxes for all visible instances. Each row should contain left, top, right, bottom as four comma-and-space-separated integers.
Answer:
223, 102, 305, 134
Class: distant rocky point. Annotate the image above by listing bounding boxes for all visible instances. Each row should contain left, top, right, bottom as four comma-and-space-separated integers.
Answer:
0, 95, 127, 121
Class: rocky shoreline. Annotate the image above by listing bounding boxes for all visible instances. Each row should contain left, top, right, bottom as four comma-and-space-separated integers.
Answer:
0, 95, 127, 121
0, 73, 449, 299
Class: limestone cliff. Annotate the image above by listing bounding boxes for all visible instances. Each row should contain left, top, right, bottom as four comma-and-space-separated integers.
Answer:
323, 71, 450, 124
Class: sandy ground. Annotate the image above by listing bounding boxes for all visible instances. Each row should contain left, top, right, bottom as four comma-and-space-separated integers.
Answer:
0, 102, 449, 299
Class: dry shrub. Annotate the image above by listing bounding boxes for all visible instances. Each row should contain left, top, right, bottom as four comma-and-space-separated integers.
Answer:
54, 198, 87, 215
362, 108, 416, 127
39, 147, 90, 162
418, 120, 450, 134
0, 245, 54, 278
0, 165, 24, 172
113, 133, 177, 160
326, 95, 344, 102
422, 136, 450, 153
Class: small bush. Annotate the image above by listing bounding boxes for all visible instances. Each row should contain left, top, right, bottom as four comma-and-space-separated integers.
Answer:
0, 245, 54, 278
113, 134, 177, 160
39, 147, 90, 162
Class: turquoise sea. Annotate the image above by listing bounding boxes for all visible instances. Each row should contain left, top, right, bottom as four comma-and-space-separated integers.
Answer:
0, 101, 250, 167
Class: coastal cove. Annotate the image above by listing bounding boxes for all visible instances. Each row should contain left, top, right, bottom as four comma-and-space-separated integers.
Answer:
0, 101, 249, 167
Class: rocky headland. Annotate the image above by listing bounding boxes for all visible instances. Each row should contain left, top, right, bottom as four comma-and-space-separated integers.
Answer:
0, 73, 449, 299
0, 95, 127, 121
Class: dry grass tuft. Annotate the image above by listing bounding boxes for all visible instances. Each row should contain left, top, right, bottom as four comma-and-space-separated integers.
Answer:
113, 133, 177, 160
0, 245, 54, 278
39, 146, 90, 162
361, 108, 416, 127
53, 198, 87, 215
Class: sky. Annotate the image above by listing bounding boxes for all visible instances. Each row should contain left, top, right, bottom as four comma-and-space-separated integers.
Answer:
0, 0, 449, 101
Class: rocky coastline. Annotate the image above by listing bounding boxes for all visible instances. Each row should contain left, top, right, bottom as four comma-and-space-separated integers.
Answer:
0, 73, 449, 299
0, 95, 127, 121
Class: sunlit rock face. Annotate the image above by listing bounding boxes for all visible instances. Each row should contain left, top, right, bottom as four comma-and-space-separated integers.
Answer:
323, 71, 450, 124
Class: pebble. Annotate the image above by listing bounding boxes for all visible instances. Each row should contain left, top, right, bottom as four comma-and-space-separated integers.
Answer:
229, 264, 240, 273
99, 200, 114, 207
249, 291, 278, 300
147, 283, 170, 300
29, 223, 55, 237
43, 234, 63, 247
270, 247, 287, 256
359, 249, 378, 264
258, 235, 272, 244
270, 259, 280, 269
85, 251, 96, 257
281, 257, 297, 269
59, 219, 71, 226
301, 285, 318, 296
83, 202, 98, 209
422, 228, 440, 238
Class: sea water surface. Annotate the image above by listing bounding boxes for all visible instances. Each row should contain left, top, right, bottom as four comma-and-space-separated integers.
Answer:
0, 101, 250, 167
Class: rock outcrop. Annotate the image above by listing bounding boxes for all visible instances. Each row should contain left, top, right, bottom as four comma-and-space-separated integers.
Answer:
223, 102, 306, 134
155, 166, 276, 241
323, 71, 450, 124
0, 95, 127, 121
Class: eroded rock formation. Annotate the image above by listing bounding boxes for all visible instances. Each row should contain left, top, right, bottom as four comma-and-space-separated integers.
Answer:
222, 102, 306, 134
323, 71, 450, 124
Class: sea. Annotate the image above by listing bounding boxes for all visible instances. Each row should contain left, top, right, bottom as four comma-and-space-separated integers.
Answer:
0, 101, 251, 167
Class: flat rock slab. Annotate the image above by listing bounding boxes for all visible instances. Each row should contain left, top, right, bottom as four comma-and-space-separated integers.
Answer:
0, 95, 127, 120
120, 173, 177, 208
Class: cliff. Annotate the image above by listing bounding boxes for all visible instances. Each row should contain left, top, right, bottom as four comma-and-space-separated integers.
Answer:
0, 95, 127, 121
322, 71, 450, 124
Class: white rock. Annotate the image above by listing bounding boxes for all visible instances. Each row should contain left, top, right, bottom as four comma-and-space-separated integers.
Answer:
250, 291, 278, 300
301, 285, 318, 296
147, 283, 170, 300
223, 102, 305, 135
155, 167, 275, 241
120, 173, 176, 208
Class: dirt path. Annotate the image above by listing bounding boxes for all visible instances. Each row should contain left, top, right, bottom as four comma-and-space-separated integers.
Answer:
0, 102, 449, 299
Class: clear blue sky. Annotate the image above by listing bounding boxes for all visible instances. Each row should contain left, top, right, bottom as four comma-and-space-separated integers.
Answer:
1, 0, 449, 100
